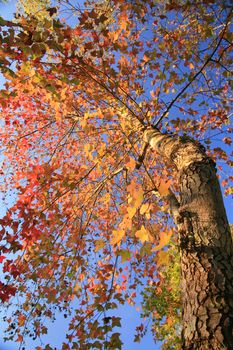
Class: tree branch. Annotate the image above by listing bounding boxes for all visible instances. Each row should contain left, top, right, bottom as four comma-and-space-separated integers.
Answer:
154, 15, 231, 128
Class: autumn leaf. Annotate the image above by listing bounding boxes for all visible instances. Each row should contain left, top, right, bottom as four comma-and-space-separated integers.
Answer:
135, 225, 150, 243
118, 249, 131, 263
16, 335, 23, 343
18, 314, 26, 327
157, 179, 172, 196
156, 250, 170, 267
125, 156, 136, 171
110, 229, 125, 246
223, 137, 232, 145
127, 205, 137, 219
127, 181, 144, 203
0, 255, 6, 263
94, 239, 106, 252
189, 62, 194, 70
140, 203, 150, 215
152, 230, 173, 251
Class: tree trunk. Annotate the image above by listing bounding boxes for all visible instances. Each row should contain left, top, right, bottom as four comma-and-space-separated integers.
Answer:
144, 128, 233, 349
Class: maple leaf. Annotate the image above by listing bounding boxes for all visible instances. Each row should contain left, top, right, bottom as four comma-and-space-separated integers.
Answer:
110, 229, 125, 246
127, 205, 137, 219
223, 137, 232, 145
152, 230, 173, 252
135, 225, 150, 243
0, 255, 6, 263
157, 179, 172, 196
140, 203, 150, 215
118, 249, 131, 263
156, 250, 170, 267
94, 239, 106, 252
125, 156, 136, 171
189, 62, 195, 70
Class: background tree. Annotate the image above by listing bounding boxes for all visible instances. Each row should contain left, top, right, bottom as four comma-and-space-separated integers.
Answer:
0, 0, 232, 349
141, 242, 182, 350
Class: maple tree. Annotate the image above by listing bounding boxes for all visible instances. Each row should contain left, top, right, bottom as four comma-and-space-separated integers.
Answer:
0, 0, 233, 349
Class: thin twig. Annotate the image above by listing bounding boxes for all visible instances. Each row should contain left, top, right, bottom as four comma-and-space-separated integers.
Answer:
154, 15, 231, 127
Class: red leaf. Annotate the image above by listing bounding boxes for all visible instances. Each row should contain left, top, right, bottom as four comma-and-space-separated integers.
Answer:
0, 255, 6, 263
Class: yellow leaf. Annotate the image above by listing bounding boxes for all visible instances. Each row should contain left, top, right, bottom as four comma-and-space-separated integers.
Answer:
109, 29, 120, 42
84, 143, 90, 154
110, 229, 125, 246
74, 283, 81, 292
152, 230, 173, 252
127, 206, 137, 219
135, 225, 150, 243
80, 112, 89, 129
94, 239, 106, 252
140, 202, 150, 215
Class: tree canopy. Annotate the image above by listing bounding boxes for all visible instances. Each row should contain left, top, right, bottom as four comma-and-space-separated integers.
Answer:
0, 1, 232, 349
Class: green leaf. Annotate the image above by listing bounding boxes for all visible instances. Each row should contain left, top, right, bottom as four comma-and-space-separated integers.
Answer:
0, 16, 7, 26
118, 249, 130, 263
140, 242, 152, 256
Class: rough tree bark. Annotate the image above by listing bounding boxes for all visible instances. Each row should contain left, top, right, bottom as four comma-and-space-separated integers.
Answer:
144, 127, 233, 350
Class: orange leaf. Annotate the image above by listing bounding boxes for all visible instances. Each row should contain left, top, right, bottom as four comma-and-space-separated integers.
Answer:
157, 179, 172, 196
189, 62, 194, 70
125, 156, 136, 171
16, 335, 23, 343
152, 230, 173, 251
156, 250, 170, 267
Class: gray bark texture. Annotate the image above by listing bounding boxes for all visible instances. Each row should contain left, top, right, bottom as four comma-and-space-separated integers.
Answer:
144, 128, 233, 349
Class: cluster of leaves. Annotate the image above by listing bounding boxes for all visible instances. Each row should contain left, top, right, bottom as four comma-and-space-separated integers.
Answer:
0, 0, 232, 349
141, 243, 182, 350
16, 0, 52, 20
